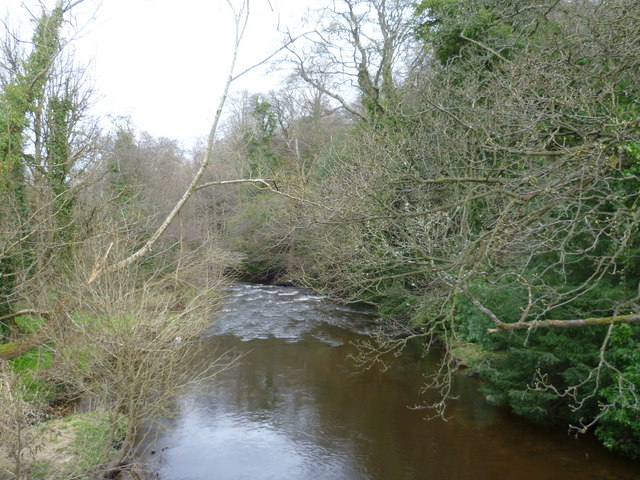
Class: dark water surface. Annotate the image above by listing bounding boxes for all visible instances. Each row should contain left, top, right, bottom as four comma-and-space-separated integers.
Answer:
146, 284, 639, 480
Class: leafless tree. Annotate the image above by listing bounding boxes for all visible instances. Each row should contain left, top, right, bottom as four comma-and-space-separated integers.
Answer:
286, 0, 421, 120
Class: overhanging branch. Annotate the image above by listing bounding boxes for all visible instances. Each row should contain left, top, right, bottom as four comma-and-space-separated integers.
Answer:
462, 290, 640, 333
487, 314, 640, 333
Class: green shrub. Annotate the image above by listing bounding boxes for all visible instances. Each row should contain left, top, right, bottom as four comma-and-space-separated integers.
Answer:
455, 278, 640, 454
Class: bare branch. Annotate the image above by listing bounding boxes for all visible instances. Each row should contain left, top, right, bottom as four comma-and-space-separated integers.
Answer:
487, 314, 640, 333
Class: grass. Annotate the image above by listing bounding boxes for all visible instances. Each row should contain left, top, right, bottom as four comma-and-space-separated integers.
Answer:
0, 411, 128, 480
14, 314, 47, 334
9, 346, 59, 404
69, 412, 128, 473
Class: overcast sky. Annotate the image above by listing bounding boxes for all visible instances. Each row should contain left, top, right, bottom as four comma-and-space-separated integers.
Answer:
1, 0, 312, 147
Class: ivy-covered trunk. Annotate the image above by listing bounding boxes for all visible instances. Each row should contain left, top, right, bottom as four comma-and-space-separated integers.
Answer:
0, 5, 67, 331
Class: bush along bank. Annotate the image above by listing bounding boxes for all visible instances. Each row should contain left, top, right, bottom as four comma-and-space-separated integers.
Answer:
0, 256, 234, 479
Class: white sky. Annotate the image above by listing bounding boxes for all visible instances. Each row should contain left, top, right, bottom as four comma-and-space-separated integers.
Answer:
1, 0, 313, 147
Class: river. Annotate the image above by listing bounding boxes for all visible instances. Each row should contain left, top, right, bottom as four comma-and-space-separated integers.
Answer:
143, 283, 639, 479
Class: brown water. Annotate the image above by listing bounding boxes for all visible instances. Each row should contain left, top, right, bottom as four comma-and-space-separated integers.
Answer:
144, 283, 639, 479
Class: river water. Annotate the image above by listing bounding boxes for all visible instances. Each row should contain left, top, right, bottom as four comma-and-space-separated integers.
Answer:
145, 283, 639, 479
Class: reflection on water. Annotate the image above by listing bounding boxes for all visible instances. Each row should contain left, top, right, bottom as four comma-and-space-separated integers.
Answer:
146, 284, 640, 480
